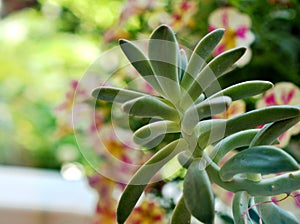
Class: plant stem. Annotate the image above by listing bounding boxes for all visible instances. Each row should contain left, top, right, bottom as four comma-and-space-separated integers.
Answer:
207, 165, 300, 196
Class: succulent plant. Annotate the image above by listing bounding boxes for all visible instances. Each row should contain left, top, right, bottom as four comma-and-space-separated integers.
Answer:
92, 24, 300, 224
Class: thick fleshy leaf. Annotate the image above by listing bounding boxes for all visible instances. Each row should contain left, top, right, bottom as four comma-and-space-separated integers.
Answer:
184, 47, 246, 103
197, 106, 300, 148
91, 86, 147, 103
117, 139, 188, 224
211, 129, 259, 164
122, 95, 179, 120
184, 159, 214, 224
180, 29, 225, 90
179, 48, 188, 81
148, 24, 181, 103
119, 39, 164, 95
220, 146, 299, 181
207, 80, 273, 100
250, 116, 300, 146
133, 120, 180, 146
196, 119, 227, 149
171, 195, 191, 224
225, 106, 300, 135
255, 197, 299, 224
232, 191, 252, 224
182, 96, 232, 134
207, 164, 300, 196
177, 151, 193, 169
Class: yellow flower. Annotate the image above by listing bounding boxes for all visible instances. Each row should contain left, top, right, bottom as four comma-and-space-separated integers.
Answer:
126, 200, 167, 224
213, 100, 246, 119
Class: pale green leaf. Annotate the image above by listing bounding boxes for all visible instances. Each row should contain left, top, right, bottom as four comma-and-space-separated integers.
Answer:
250, 116, 300, 146
185, 47, 246, 102
91, 86, 147, 103
255, 196, 299, 224
207, 80, 273, 100
197, 106, 300, 148
133, 120, 180, 146
177, 151, 193, 169
179, 48, 188, 81
232, 191, 252, 224
220, 146, 299, 181
182, 96, 231, 134
211, 129, 259, 164
119, 39, 164, 95
171, 195, 191, 224
122, 95, 179, 120
180, 29, 225, 90
117, 139, 188, 224
184, 159, 214, 224
148, 24, 181, 103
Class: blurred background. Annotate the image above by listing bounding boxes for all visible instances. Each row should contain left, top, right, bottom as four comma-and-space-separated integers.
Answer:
0, 0, 299, 224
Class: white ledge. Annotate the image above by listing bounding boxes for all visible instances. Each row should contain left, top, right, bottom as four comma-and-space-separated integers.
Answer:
0, 166, 98, 224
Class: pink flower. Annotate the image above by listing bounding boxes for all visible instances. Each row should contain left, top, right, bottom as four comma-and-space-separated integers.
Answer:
208, 7, 255, 66
169, 0, 198, 31
256, 82, 300, 147
54, 80, 91, 136
88, 174, 118, 224
104, 0, 158, 42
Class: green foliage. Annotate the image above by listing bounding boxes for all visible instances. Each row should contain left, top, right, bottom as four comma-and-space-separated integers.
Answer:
0, 6, 99, 168
184, 159, 214, 224
255, 196, 299, 224
170, 196, 191, 224
93, 24, 300, 223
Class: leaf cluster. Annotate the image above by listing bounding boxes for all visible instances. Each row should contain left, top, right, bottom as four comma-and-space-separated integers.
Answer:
92, 25, 300, 224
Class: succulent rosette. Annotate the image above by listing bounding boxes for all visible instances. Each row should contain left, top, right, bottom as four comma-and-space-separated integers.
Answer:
92, 24, 300, 223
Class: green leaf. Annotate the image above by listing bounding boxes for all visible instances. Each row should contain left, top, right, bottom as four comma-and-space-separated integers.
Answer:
255, 197, 299, 224
91, 86, 147, 103
185, 47, 246, 102
196, 119, 227, 148
197, 106, 300, 148
211, 129, 259, 164
182, 96, 232, 135
220, 146, 299, 181
180, 28, 225, 90
207, 163, 300, 197
171, 195, 191, 224
119, 39, 164, 96
117, 139, 188, 224
207, 80, 273, 100
232, 191, 252, 224
184, 159, 214, 224
133, 120, 180, 146
179, 48, 188, 81
250, 116, 300, 146
148, 24, 181, 103
225, 106, 300, 135
177, 151, 193, 169
122, 95, 179, 120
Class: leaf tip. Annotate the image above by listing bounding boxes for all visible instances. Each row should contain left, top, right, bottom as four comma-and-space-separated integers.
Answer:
213, 27, 226, 34
118, 38, 127, 45
91, 87, 100, 99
